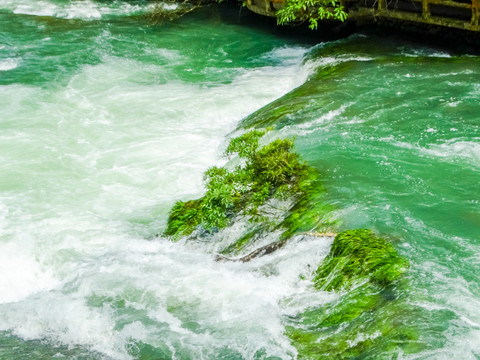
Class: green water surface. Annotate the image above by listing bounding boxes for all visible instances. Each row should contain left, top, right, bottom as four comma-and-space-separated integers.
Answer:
244, 35, 480, 359
1, 1, 479, 359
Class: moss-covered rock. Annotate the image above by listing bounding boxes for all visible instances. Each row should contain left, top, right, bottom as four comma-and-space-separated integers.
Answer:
219, 228, 259, 255
278, 183, 334, 240
163, 130, 317, 244
285, 287, 424, 359
164, 199, 203, 237
314, 229, 409, 291
285, 229, 415, 359
162, 130, 418, 358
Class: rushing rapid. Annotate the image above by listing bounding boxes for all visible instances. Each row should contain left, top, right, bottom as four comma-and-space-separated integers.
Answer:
1, 1, 479, 359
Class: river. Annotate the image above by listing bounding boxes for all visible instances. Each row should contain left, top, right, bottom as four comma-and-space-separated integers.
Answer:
0, 1, 479, 359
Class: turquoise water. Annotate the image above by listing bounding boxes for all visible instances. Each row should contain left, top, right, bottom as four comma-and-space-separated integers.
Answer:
244, 36, 480, 358
1, 1, 479, 359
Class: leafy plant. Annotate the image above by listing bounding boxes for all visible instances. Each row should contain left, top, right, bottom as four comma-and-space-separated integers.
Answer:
164, 130, 311, 240
276, 0, 347, 30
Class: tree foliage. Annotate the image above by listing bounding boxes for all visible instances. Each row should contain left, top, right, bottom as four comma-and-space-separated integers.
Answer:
276, 0, 347, 29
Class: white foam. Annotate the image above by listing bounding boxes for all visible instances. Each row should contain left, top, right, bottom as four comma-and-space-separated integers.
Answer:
346, 330, 382, 347
1, 0, 158, 19
304, 55, 373, 74
0, 240, 59, 304
402, 47, 452, 58
263, 46, 310, 67
422, 139, 480, 168
0, 58, 19, 71
0, 232, 332, 358
0, 292, 126, 359
279, 102, 353, 137
389, 137, 480, 169
0, 41, 317, 358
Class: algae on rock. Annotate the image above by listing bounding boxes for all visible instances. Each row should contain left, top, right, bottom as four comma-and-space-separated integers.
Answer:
286, 229, 416, 359
162, 129, 417, 358
163, 130, 324, 247
314, 229, 409, 291
285, 282, 424, 359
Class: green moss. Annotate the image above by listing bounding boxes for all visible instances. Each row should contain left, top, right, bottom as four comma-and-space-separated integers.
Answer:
279, 179, 334, 240
285, 230, 415, 358
164, 199, 202, 238
163, 130, 315, 243
220, 229, 259, 255
320, 286, 380, 327
314, 229, 409, 291
225, 129, 266, 158
286, 281, 424, 359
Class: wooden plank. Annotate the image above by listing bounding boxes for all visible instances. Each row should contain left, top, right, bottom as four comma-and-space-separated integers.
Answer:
410, 0, 471, 8
473, 0, 479, 25
422, 0, 431, 18
433, 0, 472, 8
376, 9, 480, 30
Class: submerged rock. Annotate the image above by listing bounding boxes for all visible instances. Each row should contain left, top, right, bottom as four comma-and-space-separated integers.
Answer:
163, 130, 327, 252
161, 130, 416, 358
285, 229, 416, 358
314, 229, 409, 291
216, 232, 336, 262
215, 239, 287, 262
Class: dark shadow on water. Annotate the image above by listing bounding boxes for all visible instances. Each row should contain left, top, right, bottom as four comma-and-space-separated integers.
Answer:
193, 1, 480, 55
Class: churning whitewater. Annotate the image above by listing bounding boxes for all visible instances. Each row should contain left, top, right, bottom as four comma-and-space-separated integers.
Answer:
0, 2, 322, 358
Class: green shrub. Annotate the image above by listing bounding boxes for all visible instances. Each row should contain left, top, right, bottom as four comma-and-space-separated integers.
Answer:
164, 130, 310, 240
276, 0, 347, 30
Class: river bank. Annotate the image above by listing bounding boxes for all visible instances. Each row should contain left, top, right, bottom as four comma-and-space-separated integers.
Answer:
213, 1, 480, 52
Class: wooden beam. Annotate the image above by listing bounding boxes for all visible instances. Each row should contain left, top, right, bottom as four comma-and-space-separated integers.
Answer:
410, 0, 471, 9
375, 9, 480, 30
472, 0, 479, 25
422, 0, 430, 19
